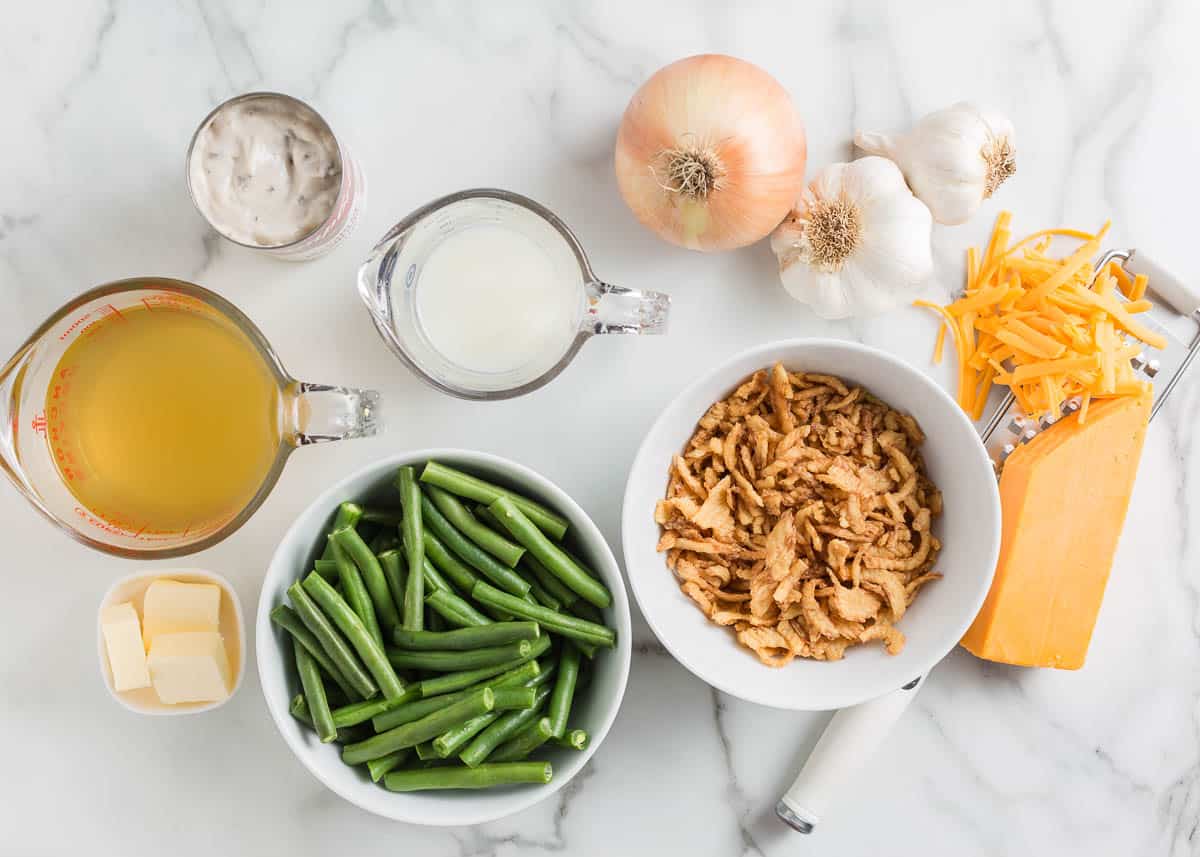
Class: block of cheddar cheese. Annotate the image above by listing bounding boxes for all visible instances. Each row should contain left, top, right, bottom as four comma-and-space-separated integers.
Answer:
960, 391, 1152, 669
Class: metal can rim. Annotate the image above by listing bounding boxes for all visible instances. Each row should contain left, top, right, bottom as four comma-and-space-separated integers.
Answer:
184, 91, 355, 252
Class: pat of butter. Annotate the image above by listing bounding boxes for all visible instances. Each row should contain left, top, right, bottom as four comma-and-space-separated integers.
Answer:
101, 602, 151, 692
142, 579, 221, 644
147, 631, 232, 704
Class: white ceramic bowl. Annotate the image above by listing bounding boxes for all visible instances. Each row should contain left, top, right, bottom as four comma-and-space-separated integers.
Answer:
97, 569, 245, 715
623, 339, 1001, 711
257, 449, 632, 825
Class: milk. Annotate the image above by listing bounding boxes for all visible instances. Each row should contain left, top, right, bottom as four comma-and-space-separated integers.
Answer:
415, 224, 581, 375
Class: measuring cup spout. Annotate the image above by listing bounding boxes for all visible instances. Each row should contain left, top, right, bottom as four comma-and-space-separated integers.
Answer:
0, 342, 38, 503
285, 381, 382, 445
583, 281, 670, 336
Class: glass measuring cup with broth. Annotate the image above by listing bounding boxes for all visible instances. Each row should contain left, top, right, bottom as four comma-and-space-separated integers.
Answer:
0, 279, 379, 557
357, 189, 670, 399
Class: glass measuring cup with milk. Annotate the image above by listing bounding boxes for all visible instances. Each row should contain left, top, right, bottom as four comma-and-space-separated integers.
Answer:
358, 189, 670, 398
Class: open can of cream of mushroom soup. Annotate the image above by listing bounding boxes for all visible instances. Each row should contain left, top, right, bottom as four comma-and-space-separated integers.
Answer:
186, 92, 365, 261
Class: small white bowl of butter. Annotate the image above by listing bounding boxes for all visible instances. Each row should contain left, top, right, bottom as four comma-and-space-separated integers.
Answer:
97, 569, 245, 715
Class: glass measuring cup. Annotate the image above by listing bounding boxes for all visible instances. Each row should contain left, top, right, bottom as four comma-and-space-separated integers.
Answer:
0, 278, 380, 558
357, 188, 670, 399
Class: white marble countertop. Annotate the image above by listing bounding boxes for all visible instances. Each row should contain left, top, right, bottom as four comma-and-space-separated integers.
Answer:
2, 2, 1198, 854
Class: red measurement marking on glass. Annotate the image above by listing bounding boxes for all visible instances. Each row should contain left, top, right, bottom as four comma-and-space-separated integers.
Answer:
30, 413, 47, 435
58, 311, 93, 341
142, 293, 204, 313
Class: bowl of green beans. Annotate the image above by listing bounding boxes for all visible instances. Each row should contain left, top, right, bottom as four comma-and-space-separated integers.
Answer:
256, 450, 632, 825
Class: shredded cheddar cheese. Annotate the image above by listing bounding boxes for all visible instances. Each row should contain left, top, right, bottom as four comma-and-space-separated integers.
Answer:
917, 213, 1165, 422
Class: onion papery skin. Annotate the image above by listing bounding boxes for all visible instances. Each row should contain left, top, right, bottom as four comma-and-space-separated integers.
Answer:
615, 54, 807, 252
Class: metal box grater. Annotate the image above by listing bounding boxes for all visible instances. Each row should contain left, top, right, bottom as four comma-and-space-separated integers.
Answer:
980, 249, 1200, 467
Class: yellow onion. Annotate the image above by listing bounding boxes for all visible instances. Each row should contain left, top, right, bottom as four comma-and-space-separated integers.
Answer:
614, 54, 807, 252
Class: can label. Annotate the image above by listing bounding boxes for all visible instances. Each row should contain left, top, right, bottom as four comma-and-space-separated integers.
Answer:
263, 145, 367, 262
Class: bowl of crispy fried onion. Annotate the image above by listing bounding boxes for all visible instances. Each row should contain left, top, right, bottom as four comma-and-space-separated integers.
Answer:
622, 339, 1000, 710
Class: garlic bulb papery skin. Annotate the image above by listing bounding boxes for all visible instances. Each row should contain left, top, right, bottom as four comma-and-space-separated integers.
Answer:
769, 156, 933, 320
854, 102, 1015, 226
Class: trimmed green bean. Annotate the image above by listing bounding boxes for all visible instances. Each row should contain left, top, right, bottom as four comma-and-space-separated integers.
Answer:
425, 589, 491, 628
432, 712, 499, 758
392, 622, 539, 651
270, 605, 357, 700
492, 686, 538, 711
553, 729, 589, 751
571, 640, 598, 660
416, 634, 551, 697
301, 573, 407, 701
319, 502, 364, 560
513, 563, 562, 610
489, 497, 610, 608
420, 555, 454, 595
342, 688, 496, 764
420, 461, 569, 539
489, 717, 555, 763
289, 694, 360, 744
328, 536, 383, 647
396, 466, 425, 631
422, 530, 480, 591
426, 484, 525, 567
371, 660, 540, 732
421, 494, 530, 597
294, 640, 336, 743
384, 761, 552, 791
429, 687, 550, 760
472, 504, 505, 533
459, 683, 552, 767
367, 750, 409, 782
471, 581, 615, 648
378, 549, 407, 618
414, 741, 440, 761
330, 685, 420, 728
547, 643, 581, 738
523, 554, 579, 607
387, 640, 532, 672
422, 534, 514, 621
333, 527, 401, 634
313, 558, 341, 582
567, 602, 603, 659
529, 658, 558, 688
285, 583, 377, 699
361, 506, 403, 527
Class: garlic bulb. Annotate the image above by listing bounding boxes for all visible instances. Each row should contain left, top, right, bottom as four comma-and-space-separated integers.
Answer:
769, 157, 933, 319
854, 102, 1015, 226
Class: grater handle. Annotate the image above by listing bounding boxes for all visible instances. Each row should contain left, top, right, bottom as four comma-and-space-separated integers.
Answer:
776, 676, 924, 833
1127, 251, 1200, 317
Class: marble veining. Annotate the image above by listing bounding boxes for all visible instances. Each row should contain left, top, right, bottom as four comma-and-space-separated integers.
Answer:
1, 1, 1198, 855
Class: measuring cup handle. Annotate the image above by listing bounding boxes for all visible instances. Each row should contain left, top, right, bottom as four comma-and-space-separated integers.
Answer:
584, 281, 670, 335
287, 382, 382, 446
